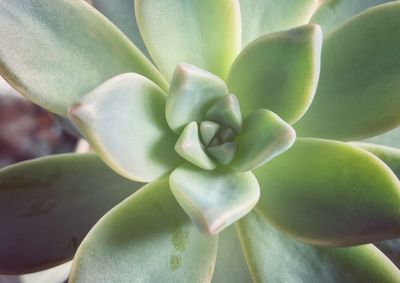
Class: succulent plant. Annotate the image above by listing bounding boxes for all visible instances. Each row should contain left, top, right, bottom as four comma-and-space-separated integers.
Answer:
1, 0, 400, 282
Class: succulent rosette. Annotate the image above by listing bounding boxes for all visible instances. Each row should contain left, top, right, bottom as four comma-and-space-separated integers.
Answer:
1, 0, 400, 282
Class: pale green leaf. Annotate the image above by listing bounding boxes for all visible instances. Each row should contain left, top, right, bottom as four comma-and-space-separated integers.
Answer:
70, 179, 218, 283
0, 0, 167, 116
311, 0, 397, 35
211, 226, 252, 283
91, 0, 150, 58
362, 127, 400, 148
0, 153, 142, 274
175, 122, 216, 170
200, 121, 221, 146
295, 2, 400, 140
135, 0, 241, 80
239, 0, 320, 46
231, 110, 296, 172
228, 24, 322, 124
169, 164, 260, 235
69, 73, 181, 183
206, 94, 242, 134
254, 138, 400, 246
166, 64, 228, 133
237, 211, 400, 283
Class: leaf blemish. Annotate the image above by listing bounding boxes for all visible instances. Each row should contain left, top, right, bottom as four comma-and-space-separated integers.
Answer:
170, 255, 182, 271
171, 225, 189, 252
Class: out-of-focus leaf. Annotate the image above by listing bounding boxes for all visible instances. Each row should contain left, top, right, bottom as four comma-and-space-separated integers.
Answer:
91, 0, 150, 58
135, 0, 241, 80
211, 226, 252, 283
169, 164, 259, 235
0, 0, 167, 116
0, 153, 142, 274
295, 2, 400, 140
311, 0, 397, 34
237, 211, 400, 283
374, 239, 400, 268
228, 25, 322, 124
69, 73, 181, 183
69, 179, 218, 283
362, 127, 400, 148
239, 0, 319, 46
254, 138, 400, 246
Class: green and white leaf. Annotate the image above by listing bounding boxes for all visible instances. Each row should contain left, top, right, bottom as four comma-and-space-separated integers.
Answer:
70, 179, 218, 283
69, 73, 181, 183
0, 153, 142, 274
0, 0, 166, 116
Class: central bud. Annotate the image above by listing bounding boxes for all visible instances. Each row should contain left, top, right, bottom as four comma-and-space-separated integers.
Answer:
175, 94, 243, 170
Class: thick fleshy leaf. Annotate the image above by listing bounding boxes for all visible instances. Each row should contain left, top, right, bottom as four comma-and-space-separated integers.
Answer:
228, 24, 322, 124
231, 110, 296, 172
166, 64, 228, 133
175, 122, 216, 170
375, 239, 400, 268
254, 138, 400, 246
91, 0, 149, 58
311, 0, 397, 35
69, 73, 181, 183
206, 94, 242, 134
0, 0, 167, 116
207, 142, 237, 165
363, 127, 400, 147
135, 0, 241, 80
211, 226, 252, 283
169, 164, 260, 235
237, 211, 400, 283
239, 0, 320, 46
296, 3, 400, 140
0, 153, 142, 274
200, 121, 221, 146
69, 179, 218, 283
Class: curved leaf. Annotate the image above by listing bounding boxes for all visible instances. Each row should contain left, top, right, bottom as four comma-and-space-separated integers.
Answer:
295, 2, 400, 140
254, 138, 400, 246
231, 109, 296, 172
228, 24, 322, 124
166, 64, 228, 133
0, 0, 167, 116
69, 73, 181, 183
135, 0, 241, 80
239, 0, 319, 46
91, 0, 150, 58
311, 0, 397, 35
211, 226, 252, 283
237, 211, 400, 283
375, 239, 400, 268
70, 179, 218, 283
169, 164, 260, 235
0, 153, 142, 274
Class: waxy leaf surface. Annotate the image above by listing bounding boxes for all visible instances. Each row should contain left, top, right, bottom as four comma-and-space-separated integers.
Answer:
228, 25, 322, 124
70, 179, 218, 283
254, 138, 400, 246
0, 153, 142, 274
296, 3, 400, 140
135, 0, 241, 80
239, 0, 319, 46
69, 73, 181, 183
237, 212, 400, 283
170, 164, 260, 235
0, 0, 166, 116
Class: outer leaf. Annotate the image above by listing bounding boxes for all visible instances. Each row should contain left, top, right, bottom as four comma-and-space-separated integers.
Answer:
169, 164, 260, 235
0, 0, 167, 116
295, 3, 400, 140
239, 0, 319, 46
91, 0, 150, 58
0, 153, 142, 274
211, 226, 252, 283
166, 64, 228, 133
135, 0, 241, 80
311, 0, 397, 35
231, 110, 296, 172
254, 138, 400, 246
228, 25, 322, 124
69, 179, 218, 283
237, 211, 400, 283
69, 73, 181, 183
